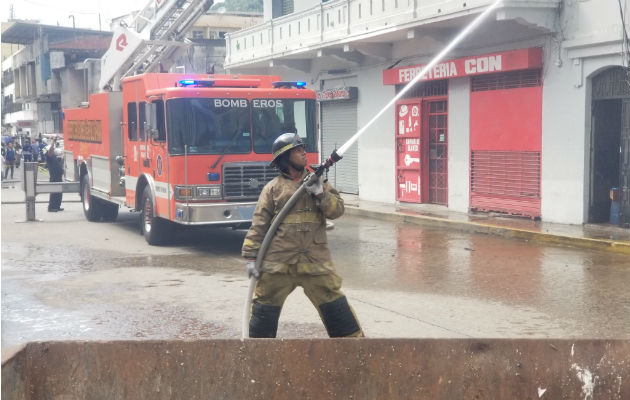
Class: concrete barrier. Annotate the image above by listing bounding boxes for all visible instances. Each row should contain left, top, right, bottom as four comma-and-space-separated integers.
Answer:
2, 339, 629, 399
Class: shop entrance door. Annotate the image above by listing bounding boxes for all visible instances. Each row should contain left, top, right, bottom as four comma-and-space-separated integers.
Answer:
589, 99, 622, 223
620, 98, 630, 227
395, 99, 426, 202
427, 100, 448, 205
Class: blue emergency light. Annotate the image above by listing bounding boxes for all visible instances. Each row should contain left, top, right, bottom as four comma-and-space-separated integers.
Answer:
177, 79, 215, 87
272, 81, 307, 89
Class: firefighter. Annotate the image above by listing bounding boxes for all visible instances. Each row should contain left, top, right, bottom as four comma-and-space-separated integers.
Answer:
242, 133, 363, 338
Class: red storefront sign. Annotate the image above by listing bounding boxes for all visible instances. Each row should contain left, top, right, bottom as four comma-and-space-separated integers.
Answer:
316, 87, 358, 102
383, 48, 542, 85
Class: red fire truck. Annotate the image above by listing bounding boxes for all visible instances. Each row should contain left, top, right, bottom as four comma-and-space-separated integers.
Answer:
63, 73, 319, 244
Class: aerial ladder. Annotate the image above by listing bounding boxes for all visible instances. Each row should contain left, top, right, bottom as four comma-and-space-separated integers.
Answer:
99, 0, 213, 91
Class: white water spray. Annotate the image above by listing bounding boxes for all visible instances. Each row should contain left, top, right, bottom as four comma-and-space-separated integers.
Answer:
242, 0, 503, 339
336, 0, 503, 157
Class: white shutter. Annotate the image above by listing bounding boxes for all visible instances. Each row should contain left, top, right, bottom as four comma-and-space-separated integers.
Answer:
321, 100, 358, 194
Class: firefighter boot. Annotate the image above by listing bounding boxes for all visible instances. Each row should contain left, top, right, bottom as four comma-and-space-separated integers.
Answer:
319, 296, 363, 337
249, 302, 282, 338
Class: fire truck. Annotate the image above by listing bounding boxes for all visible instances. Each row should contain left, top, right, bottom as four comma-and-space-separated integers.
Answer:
62, 0, 319, 244
64, 74, 318, 244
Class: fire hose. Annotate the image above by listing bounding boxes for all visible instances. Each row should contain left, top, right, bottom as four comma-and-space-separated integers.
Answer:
242, 0, 503, 338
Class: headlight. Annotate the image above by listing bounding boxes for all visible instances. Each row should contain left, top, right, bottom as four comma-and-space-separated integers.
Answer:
197, 185, 222, 199
175, 185, 222, 200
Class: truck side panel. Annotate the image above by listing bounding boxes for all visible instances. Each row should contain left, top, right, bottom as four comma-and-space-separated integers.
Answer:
63, 92, 124, 198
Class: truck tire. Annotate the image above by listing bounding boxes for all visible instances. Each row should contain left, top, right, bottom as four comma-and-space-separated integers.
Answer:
140, 186, 172, 245
81, 174, 102, 222
102, 203, 119, 221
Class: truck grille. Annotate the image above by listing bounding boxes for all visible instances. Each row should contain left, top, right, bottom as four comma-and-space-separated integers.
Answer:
223, 162, 278, 200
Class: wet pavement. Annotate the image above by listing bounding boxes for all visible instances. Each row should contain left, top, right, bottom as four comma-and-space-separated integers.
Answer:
2, 171, 629, 353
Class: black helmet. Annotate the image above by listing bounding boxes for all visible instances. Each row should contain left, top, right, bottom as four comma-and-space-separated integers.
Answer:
270, 133, 304, 167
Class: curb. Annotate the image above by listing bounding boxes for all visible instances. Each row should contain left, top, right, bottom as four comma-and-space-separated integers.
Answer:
345, 206, 630, 255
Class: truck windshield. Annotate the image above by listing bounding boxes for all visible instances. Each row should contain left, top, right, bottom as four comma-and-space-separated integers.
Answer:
167, 98, 251, 155
166, 97, 316, 155
252, 98, 316, 154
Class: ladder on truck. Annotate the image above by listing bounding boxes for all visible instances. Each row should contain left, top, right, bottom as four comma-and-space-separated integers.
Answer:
99, 0, 212, 91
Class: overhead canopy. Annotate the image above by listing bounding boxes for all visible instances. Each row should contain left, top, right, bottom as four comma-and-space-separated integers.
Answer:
1, 21, 111, 46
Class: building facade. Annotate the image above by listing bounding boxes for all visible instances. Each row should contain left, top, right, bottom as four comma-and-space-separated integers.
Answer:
1, 22, 112, 138
224, 0, 630, 227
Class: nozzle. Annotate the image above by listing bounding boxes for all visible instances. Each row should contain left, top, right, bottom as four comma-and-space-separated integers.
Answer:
314, 149, 343, 177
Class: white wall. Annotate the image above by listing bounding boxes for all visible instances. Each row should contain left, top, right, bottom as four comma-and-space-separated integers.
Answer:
542, 38, 626, 225
447, 76, 470, 213
541, 45, 587, 225
356, 66, 396, 203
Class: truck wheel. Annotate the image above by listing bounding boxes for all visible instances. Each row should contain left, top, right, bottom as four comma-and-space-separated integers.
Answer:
81, 174, 102, 222
102, 203, 119, 221
140, 186, 172, 245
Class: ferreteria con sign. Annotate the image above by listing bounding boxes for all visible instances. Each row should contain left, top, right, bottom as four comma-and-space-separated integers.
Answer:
382, 48, 542, 85
397, 56, 501, 81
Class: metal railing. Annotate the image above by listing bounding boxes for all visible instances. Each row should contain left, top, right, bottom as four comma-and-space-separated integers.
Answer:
22, 162, 80, 221
225, 0, 492, 67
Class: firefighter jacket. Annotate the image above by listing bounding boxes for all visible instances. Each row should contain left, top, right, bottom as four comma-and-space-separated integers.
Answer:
242, 169, 344, 275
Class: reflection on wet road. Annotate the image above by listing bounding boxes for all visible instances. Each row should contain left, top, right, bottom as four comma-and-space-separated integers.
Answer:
2, 209, 628, 348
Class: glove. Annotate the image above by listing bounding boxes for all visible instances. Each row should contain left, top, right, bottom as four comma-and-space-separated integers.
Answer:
246, 259, 260, 279
305, 176, 325, 198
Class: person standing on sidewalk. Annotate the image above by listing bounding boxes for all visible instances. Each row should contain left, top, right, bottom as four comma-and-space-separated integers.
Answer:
31, 140, 40, 163
22, 140, 33, 163
242, 133, 363, 338
4, 142, 16, 179
46, 138, 64, 212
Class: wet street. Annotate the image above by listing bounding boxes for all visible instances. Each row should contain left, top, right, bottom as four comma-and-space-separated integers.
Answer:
2, 185, 629, 350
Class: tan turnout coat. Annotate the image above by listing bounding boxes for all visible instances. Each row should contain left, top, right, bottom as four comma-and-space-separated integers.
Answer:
241, 169, 344, 274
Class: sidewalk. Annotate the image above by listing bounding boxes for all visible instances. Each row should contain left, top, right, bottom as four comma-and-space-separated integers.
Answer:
341, 194, 630, 254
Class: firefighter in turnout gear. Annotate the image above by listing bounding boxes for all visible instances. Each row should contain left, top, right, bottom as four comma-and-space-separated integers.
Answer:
242, 133, 363, 338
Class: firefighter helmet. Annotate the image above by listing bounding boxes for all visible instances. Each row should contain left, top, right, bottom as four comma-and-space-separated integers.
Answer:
270, 133, 304, 167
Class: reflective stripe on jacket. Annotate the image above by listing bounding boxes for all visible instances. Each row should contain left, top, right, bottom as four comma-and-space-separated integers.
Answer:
242, 169, 344, 275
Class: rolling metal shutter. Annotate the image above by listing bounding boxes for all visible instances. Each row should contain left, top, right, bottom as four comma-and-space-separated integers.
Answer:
469, 70, 542, 218
321, 100, 359, 194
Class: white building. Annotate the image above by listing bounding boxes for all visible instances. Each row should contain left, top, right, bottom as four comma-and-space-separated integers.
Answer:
224, 0, 630, 227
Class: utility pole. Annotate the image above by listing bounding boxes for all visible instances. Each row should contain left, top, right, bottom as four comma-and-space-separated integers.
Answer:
9, 4, 14, 20
68, 15, 75, 29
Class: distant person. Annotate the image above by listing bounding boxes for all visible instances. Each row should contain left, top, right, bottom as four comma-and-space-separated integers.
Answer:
31, 140, 40, 163
4, 142, 16, 179
14, 141, 21, 168
22, 140, 33, 162
46, 138, 64, 212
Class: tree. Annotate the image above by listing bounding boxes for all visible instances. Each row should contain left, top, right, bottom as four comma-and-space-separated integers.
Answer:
210, 0, 263, 13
